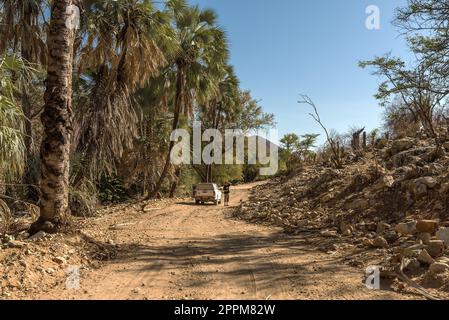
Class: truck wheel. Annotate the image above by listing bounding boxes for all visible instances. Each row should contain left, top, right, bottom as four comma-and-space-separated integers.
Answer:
195, 200, 200, 205
214, 200, 219, 205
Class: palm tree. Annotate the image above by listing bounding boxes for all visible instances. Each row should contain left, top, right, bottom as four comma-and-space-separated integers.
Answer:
0, 0, 47, 63
149, 0, 229, 198
0, 0, 47, 201
29, 0, 78, 233
0, 55, 30, 179
198, 65, 240, 182
71, 0, 175, 185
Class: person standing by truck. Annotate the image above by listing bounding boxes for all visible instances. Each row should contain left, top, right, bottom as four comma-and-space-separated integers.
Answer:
223, 182, 231, 206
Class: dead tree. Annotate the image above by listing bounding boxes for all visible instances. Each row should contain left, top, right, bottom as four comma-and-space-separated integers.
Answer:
351, 127, 365, 151
298, 95, 343, 169
362, 131, 367, 150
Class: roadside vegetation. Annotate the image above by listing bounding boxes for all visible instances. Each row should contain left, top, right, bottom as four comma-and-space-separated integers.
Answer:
0, 0, 274, 233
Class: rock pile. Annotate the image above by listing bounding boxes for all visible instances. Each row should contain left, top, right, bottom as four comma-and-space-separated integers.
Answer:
235, 135, 449, 296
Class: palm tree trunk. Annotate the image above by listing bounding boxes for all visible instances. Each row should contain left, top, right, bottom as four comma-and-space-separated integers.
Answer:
148, 64, 184, 199
30, 0, 76, 233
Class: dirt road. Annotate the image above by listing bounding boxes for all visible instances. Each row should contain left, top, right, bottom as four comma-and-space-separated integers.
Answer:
36, 183, 412, 300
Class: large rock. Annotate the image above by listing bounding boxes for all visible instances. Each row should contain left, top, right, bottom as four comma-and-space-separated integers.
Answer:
429, 262, 449, 275
414, 177, 438, 189
372, 236, 389, 249
416, 220, 439, 234
373, 175, 395, 191
404, 258, 421, 272
441, 183, 449, 194
389, 138, 415, 156
344, 198, 370, 210
7, 240, 27, 249
417, 233, 432, 245
402, 244, 424, 257
428, 163, 444, 175
425, 240, 445, 258
28, 231, 48, 241
418, 249, 435, 265
437, 257, 449, 265
395, 221, 417, 236
339, 222, 353, 236
53, 256, 66, 265
377, 222, 391, 234
436, 228, 449, 246
444, 141, 449, 152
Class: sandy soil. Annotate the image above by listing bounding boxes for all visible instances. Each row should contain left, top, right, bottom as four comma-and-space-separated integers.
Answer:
33, 183, 416, 300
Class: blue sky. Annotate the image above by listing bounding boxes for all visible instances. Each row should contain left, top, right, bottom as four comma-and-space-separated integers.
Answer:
190, 0, 413, 144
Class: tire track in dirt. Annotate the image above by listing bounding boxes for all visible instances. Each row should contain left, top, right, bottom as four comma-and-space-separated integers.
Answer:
34, 182, 417, 300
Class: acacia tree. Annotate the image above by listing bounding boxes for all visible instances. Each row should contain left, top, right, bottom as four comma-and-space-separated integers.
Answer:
358, 0, 449, 147
395, 0, 449, 74
280, 133, 301, 153
30, 0, 78, 233
359, 55, 449, 148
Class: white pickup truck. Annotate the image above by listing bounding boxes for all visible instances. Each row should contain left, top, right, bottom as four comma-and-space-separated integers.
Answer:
193, 183, 222, 205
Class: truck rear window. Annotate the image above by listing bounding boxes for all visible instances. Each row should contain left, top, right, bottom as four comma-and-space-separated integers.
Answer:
196, 184, 215, 190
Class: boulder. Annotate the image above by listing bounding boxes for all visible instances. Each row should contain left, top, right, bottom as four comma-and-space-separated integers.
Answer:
377, 222, 391, 234
395, 221, 417, 236
389, 138, 415, 156
340, 222, 353, 236
428, 163, 444, 175
415, 177, 438, 189
383, 231, 400, 244
7, 240, 26, 249
320, 193, 334, 203
440, 183, 449, 194
373, 175, 395, 191
404, 258, 421, 272
417, 233, 432, 245
362, 238, 373, 247
429, 262, 449, 275
28, 231, 48, 241
403, 244, 424, 257
416, 220, 439, 234
344, 198, 370, 210
418, 249, 435, 265
372, 236, 389, 249
53, 256, 66, 265
415, 183, 428, 196
436, 257, 449, 265
425, 240, 445, 258
436, 228, 449, 246
444, 141, 449, 152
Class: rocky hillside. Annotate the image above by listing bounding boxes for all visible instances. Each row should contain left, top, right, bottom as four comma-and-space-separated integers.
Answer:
235, 135, 449, 298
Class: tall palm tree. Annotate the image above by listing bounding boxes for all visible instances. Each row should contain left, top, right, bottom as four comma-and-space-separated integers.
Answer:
30, 0, 78, 233
0, 0, 47, 201
198, 65, 240, 182
149, 0, 229, 198
0, 55, 31, 179
71, 0, 175, 185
